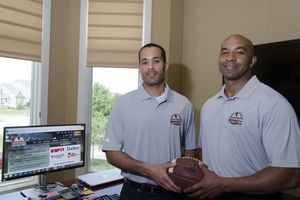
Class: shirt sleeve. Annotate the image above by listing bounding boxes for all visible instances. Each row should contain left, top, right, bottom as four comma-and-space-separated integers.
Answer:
262, 98, 300, 168
183, 101, 197, 150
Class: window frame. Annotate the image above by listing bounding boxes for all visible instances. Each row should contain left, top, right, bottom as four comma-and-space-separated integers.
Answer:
76, 0, 152, 175
0, 0, 51, 193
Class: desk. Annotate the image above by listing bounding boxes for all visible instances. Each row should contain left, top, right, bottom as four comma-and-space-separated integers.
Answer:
1, 181, 299, 200
0, 180, 123, 200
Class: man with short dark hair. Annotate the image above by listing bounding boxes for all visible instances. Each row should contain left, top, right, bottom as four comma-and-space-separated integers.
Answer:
103, 43, 197, 200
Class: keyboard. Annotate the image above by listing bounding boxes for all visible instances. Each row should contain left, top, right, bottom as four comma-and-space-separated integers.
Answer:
93, 193, 120, 200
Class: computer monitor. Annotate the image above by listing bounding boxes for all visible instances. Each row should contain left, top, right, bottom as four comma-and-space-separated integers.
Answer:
1, 123, 85, 191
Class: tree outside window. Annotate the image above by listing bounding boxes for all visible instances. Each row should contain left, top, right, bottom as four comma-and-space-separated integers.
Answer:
90, 68, 138, 171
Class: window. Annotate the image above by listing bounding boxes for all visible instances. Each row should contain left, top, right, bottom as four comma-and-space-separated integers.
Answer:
77, 0, 151, 174
0, 0, 48, 193
90, 67, 138, 171
0, 57, 41, 193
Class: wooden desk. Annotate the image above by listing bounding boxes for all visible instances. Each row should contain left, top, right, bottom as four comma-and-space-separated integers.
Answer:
82, 181, 122, 199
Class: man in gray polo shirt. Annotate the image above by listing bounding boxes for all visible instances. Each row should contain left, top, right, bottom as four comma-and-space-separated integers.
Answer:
185, 34, 300, 200
102, 43, 197, 200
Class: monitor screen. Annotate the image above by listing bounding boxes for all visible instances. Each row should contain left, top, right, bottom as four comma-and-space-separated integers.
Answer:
1, 124, 85, 182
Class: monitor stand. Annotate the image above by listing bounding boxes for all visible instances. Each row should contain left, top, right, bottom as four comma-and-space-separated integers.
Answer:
35, 173, 54, 191
20, 174, 67, 199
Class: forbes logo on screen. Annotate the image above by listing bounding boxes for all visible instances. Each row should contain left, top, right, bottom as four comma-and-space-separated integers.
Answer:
67, 146, 80, 151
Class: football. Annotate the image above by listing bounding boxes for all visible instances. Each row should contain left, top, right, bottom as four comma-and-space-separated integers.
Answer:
167, 157, 204, 189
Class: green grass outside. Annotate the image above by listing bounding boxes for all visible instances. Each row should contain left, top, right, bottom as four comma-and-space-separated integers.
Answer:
90, 159, 115, 171
0, 108, 28, 116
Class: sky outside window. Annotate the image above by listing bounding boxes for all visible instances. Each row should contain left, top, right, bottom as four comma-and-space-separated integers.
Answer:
93, 68, 139, 95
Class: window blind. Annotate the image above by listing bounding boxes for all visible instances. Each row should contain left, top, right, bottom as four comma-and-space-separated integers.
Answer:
88, 0, 143, 68
0, 0, 43, 62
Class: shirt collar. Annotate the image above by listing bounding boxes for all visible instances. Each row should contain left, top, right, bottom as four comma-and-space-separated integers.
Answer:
217, 76, 261, 100
137, 84, 173, 102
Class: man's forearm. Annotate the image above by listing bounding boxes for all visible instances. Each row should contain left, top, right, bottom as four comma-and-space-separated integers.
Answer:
223, 167, 300, 194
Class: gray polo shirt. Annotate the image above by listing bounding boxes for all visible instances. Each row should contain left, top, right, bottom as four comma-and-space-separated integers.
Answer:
199, 76, 300, 178
103, 84, 196, 184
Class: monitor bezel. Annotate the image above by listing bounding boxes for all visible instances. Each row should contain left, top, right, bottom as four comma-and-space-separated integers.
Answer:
1, 123, 86, 182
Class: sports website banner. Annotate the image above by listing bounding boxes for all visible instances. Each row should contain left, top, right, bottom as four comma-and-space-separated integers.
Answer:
49, 145, 81, 167
3, 128, 83, 179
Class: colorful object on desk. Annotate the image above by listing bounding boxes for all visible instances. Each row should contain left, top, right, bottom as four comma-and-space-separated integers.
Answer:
82, 187, 94, 196
46, 191, 60, 200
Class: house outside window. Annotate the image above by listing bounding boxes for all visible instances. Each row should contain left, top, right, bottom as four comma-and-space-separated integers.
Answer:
0, 57, 41, 193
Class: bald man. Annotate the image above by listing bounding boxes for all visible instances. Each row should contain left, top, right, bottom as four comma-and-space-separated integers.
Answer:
185, 34, 300, 200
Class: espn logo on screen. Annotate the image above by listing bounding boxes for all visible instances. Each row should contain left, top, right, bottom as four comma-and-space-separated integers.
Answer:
51, 147, 65, 153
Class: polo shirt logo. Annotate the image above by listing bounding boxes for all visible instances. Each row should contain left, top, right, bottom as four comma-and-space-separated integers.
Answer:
228, 112, 243, 125
170, 114, 182, 125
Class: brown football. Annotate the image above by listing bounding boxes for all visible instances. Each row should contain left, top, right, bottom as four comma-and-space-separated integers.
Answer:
167, 157, 204, 189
